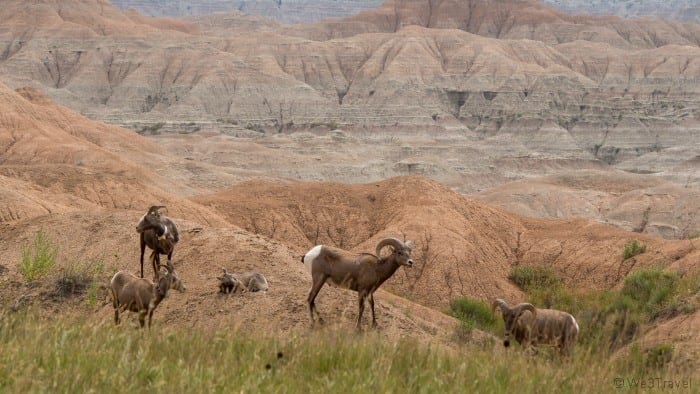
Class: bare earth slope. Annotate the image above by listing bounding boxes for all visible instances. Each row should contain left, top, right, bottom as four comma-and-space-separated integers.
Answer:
193, 176, 699, 309
0, 0, 697, 180
0, 82, 227, 224
476, 170, 700, 239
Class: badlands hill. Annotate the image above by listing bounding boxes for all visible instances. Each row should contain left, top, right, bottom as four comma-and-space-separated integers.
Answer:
111, 0, 384, 24
0, 0, 696, 239
111, 0, 700, 25
476, 170, 700, 239
542, 0, 700, 25
0, 78, 697, 357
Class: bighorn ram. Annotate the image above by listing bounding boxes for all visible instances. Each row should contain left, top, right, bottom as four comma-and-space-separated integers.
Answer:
110, 262, 185, 328
301, 237, 413, 329
136, 205, 179, 279
492, 298, 579, 356
217, 268, 269, 293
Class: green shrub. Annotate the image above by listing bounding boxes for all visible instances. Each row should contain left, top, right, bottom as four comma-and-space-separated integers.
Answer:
622, 240, 646, 259
621, 269, 679, 313
449, 298, 501, 337
508, 266, 561, 291
19, 228, 58, 281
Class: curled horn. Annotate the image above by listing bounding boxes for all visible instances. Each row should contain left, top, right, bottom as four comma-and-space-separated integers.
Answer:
148, 205, 166, 215
375, 237, 406, 257
492, 298, 510, 315
514, 303, 536, 319
159, 263, 172, 274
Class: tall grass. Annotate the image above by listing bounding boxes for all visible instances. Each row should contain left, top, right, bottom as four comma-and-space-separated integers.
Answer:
0, 313, 693, 393
18, 228, 58, 281
489, 266, 697, 359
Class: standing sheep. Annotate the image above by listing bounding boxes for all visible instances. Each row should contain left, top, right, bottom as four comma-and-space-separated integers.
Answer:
301, 237, 413, 329
136, 205, 179, 280
110, 262, 185, 329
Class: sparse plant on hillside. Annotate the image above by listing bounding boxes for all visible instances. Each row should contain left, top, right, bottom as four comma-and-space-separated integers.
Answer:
622, 239, 646, 259
138, 122, 165, 135
508, 265, 561, 291
400, 231, 440, 294
449, 297, 500, 336
19, 228, 58, 281
54, 259, 105, 301
621, 268, 678, 314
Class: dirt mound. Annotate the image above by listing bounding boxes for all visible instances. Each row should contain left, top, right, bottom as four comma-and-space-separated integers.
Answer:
0, 210, 458, 343
476, 170, 700, 239
0, 83, 224, 224
0, 0, 195, 38
193, 176, 699, 309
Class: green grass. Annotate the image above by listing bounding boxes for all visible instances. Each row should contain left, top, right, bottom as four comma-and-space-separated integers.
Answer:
492, 266, 695, 355
18, 228, 58, 282
448, 298, 502, 336
508, 266, 561, 291
0, 313, 694, 393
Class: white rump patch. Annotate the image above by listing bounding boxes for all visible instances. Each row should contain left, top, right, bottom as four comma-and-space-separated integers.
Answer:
572, 316, 579, 332
303, 245, 322, 275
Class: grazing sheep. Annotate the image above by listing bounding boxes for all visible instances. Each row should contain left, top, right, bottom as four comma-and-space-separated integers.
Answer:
110, 262, 185, 329
492, 298, 579, 356
217, 268, 268, 293
136, 205, 179, 279
301, 237, 413, 329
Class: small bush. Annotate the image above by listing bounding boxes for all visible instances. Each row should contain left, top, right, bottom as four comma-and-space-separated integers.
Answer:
449, 298, 500, 335
19, 228, 58, 281
508, 266, 561, 291
622, 240, 646, 260
54, 259, 105, 298
621, 269, 679, 313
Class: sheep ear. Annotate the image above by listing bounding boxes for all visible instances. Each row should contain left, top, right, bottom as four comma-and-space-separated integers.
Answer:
405, 240, 413, 249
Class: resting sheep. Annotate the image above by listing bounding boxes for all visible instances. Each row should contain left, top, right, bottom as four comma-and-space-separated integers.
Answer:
136, 205, 179, 280
110, 262, 185, 329
301, 237, 413, 329
217, 268, 268, 293
492, 298, 579, 356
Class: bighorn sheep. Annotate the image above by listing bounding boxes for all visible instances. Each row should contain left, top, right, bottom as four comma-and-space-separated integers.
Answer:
301, 237, 413, 329
492, 298, 579, 356
136, 205, 179, 279
217, 268, 268, 293
109, 262, 185, 328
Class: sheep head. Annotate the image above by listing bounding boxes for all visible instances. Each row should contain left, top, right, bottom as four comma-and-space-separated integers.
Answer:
136, 205, 167, 233
156, 262, 186, 295
218, 267, 240, 293
492, 298, 536, 347
375, 238, 413, 267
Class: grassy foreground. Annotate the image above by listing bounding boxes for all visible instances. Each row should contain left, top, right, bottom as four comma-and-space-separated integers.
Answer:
0, 313, 695, 393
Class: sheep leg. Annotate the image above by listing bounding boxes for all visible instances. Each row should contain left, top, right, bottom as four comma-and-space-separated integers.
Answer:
307, 275, 327, 324
369, 293, 377, 328
150, 252, 159, 281
114, 308, 120, 325
138, 309, 146, 328
139, 234, 146, 278
356, 291, 368, 330
148, 309, 154, 330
